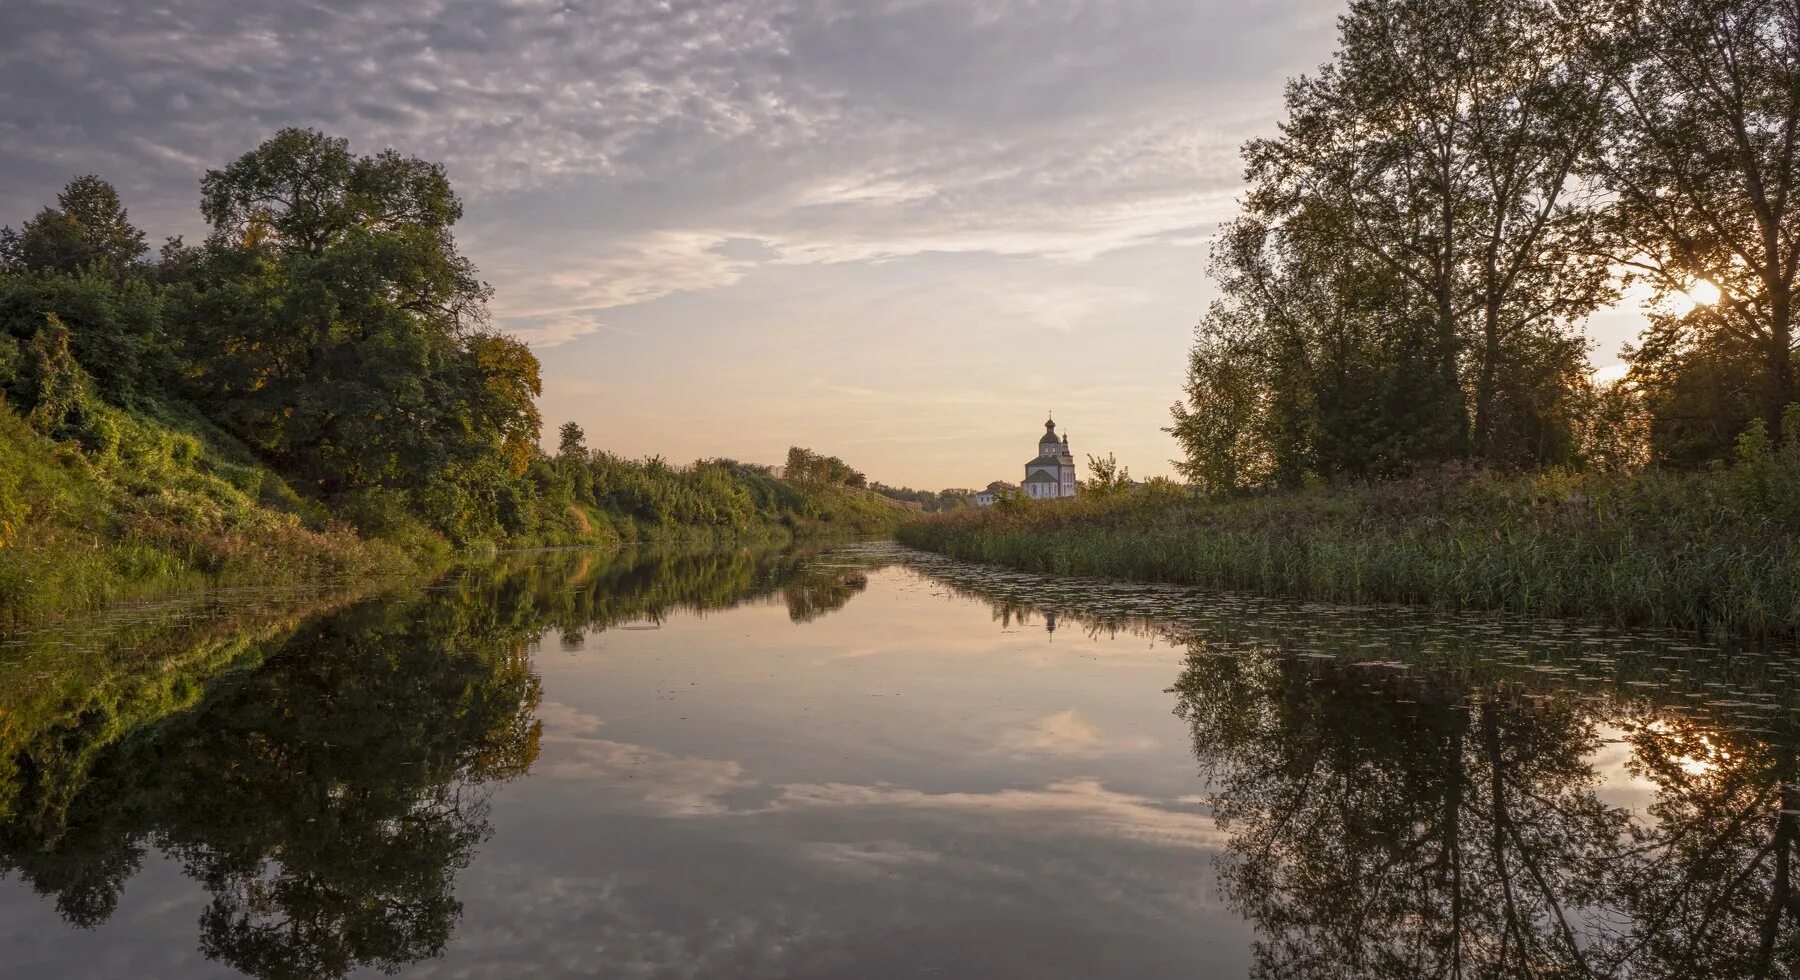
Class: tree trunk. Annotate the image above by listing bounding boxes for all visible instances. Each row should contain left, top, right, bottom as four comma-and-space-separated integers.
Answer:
1474, 296, 1502, 461
1770, 288, 1796, 442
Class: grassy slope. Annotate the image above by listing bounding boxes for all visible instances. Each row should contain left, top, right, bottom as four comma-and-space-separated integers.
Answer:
899, 465, 1800, 639
0, 396, 907, 631
0, 397, 409, 630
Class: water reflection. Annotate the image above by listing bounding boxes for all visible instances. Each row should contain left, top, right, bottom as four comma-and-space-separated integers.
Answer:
909, 551, 1800, 978
3, 543, 1799, 977
0, 544, 884, 979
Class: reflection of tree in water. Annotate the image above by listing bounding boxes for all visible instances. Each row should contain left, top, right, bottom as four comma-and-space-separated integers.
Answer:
1173, 648, 1800, 979
0, 542, 891, 978
783, 568, 869, 624
907, 552, 1800, 978
0, 591, 543, 979
1614, 715, 1800, 978
486, 543, 890, 638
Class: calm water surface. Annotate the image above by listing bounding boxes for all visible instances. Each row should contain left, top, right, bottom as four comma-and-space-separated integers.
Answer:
2, 542, 1798, 978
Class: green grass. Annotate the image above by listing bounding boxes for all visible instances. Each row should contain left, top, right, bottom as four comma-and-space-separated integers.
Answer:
0, 397, 409, 631
0, 394, 907, 632
898, 459, 1800, 639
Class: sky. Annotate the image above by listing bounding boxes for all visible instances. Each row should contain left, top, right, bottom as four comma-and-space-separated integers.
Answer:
0, 0, 1648, 489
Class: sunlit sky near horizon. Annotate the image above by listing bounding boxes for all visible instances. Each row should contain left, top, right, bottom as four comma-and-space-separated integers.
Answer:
0, 0, 1650, 489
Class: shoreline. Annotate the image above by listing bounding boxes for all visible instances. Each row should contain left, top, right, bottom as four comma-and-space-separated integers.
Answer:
898, 468, 1800, 642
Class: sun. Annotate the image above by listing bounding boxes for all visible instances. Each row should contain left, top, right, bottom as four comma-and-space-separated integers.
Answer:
1687, 280, 1721, 306
1665, 279, 1721, 316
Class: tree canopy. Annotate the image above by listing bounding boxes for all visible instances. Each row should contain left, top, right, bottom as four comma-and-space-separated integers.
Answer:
1175, 0, 1800, 486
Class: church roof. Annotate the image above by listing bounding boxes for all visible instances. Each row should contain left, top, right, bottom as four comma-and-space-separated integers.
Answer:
1022, 471, 1059, 484
1026, 455, 1074, 468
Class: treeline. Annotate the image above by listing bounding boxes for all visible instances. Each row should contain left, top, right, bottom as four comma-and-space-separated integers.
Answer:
870, 483, 978, 512
0, 128, 899, 625
782, 445, 866, 487
1172, 0, 1800, 490
539, 426, 900, 543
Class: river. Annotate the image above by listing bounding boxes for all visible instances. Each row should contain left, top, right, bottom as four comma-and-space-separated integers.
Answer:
1, 541, 1796, 978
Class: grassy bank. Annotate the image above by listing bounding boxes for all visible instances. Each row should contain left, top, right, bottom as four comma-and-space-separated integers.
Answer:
0, 397, 412, 630
899, 440, 1800, 639
0, 395, 905, 632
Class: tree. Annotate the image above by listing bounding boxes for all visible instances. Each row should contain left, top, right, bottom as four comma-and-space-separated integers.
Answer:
167, 129, 534, 541
557, 421, 587, 460
1172, 210, 1472, 491
0, 272, 165, 406
1582, 0, 1800, 457
1081, 452, 1134, 497
1200, 0, 1612, 477
1, 176, 148, 277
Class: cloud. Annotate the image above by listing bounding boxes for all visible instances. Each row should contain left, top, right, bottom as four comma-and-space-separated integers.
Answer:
0, 0, 1340, 345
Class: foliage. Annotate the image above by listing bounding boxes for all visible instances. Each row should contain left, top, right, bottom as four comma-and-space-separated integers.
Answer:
0, 135, 901, 629
1582, 0, 1800, 456
870, 483, 977, 512
0, 272, 168, 405
783, 445, 866, 487
904, 413, 1800, 638
162, 128, 537, 544
0, 175, 148, 278
0, 394, 405, 631
1079, 452, 1133, 498
527, 448, 903, 546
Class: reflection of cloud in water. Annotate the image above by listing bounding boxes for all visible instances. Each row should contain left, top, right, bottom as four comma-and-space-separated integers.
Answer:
776, 778, 1223, 849
449, 865, 835, 980
538, 700, 1217, 848
540, 732, 756, 816
535, 699, 608, 736
1000, 708, 1157, 758
800, 840, 944, 874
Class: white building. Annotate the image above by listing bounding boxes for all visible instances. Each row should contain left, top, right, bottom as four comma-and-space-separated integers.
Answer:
1023, 417, 1077, 499
972, 418, 1078, 505
974, 480, 1014, 507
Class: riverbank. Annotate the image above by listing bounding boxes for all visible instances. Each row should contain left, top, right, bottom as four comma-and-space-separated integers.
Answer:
0, 396, 905, 633
898, 453, 1800, 639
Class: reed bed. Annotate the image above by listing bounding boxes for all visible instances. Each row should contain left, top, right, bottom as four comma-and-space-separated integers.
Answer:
899, 456, 1800, 640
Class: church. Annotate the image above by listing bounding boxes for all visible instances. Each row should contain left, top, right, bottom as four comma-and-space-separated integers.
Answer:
973, 417, 1078, 505
1022, 417, 1077, 499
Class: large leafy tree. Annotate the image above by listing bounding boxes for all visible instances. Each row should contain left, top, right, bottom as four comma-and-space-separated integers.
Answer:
1178, 0, 1613, 485
167, 129, 540, 539
1171, 211, 1468, 491
1581, 0, 1800, 459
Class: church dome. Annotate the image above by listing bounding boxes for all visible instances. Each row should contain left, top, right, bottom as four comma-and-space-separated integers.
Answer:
1039, 419, 1062, 444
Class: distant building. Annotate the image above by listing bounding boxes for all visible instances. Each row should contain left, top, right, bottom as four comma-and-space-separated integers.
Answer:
975, 417, 1077, 505
1022, 417, 1077, 500
975, 480, 1016, 507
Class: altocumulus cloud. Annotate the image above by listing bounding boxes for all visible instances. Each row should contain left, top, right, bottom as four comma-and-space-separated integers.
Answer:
0, 0, 1340, 346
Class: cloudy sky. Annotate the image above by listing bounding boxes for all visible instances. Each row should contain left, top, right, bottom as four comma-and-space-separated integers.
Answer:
0, 0, 1645, 488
